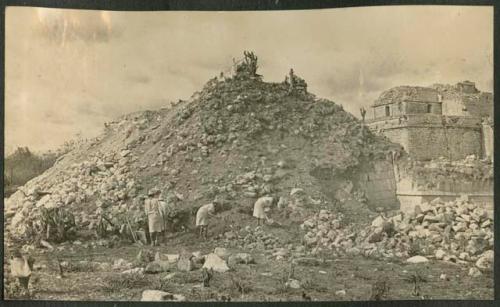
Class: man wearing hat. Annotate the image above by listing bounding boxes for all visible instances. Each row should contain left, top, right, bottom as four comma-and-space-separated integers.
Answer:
144, 188, 164, 246
195, 199, 219, 240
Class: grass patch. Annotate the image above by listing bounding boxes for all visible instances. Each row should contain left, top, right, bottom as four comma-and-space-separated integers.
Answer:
65, 261, 97, 273
301, 277, 328, 292
102, 273, 151, 292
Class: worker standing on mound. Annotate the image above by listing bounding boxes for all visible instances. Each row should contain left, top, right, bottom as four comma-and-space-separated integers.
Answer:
144, 188, 164, 247
196, 200, 218, 240
253, 196, 275, 226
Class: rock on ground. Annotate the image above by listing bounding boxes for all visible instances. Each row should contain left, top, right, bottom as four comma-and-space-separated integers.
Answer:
141, 290, 186, 301
177, 255, 194, 272
122, 268, 144, 274
406, 256, 429, 264
145, 260, 171, 274
214, 247, 231, 260
228, 253, 255, 266
286, 279, 301, 289
435, 249, 446, 260
202, 253, 230, 273
475, 250, 493, 271
468, 267, 483, 277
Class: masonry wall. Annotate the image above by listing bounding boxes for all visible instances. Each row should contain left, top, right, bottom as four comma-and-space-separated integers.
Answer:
441, 97, 464, 116
482, 123, 494, 159
462, 93, 493, 118
405, 126, 481, 160
380, 128, 409, 151
373, 101, 442, 119
373, 104, 408, 118
405, 101, 442, 115
396, 168, 493, 214
358, 160, 399, 211
367, 114, 483, 160
373, 105, 389, 118
441, 93, 493, 118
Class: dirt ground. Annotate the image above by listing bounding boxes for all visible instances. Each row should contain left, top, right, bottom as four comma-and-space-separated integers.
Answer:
4, 226, 493, 302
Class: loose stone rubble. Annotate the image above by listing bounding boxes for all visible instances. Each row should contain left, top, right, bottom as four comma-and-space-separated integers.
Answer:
223, 226, 283, 251
300, 198, 494, 270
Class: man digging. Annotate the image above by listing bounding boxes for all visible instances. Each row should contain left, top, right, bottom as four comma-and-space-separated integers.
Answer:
196, 200, 219, 240
253, 196, 276, 226
159, 193, 177, 244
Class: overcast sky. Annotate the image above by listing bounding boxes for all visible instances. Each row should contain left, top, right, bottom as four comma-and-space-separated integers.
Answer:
5, 6, 493, 154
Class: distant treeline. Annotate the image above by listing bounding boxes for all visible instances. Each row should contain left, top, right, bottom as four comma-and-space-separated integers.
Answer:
4, 147, 59, 197
4, 136, 93, 197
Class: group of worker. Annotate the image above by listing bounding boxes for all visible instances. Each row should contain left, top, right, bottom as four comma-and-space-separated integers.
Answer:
144, 188, 278, 247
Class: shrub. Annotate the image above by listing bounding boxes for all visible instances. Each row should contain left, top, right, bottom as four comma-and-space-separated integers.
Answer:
370, 277, 390, 300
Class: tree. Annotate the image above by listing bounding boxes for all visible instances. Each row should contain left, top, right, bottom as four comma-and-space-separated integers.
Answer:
4, 147, 58, 196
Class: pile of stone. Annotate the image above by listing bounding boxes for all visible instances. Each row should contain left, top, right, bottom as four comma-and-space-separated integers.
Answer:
370, 198, 494, 262
5, 52, 401, 246
300, 210, 361, 256
300, 198, 494, 268
223, 226, 284, 251
226, 169, 279, 200
6, 150, 143, 241
392, 199, 492, 264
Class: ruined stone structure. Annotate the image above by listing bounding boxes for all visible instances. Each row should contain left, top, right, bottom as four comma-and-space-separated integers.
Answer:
367, 81, 493, 161
367, 81, 493, 213
433, 81, 493, 118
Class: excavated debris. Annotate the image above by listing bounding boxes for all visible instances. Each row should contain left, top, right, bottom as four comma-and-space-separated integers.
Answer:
5, 52, 401, 245
300, 198, 493, 271
222, 225, 285, 251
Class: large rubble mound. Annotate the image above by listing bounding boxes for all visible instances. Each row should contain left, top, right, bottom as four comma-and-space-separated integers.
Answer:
5, 52, 402, 245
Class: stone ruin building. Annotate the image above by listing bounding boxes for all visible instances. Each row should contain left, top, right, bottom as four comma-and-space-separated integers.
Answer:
364, 81, 493, 214
366, 81, 493, 161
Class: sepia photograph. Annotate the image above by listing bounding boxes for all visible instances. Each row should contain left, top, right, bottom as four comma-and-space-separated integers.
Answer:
3, 4, 494, 302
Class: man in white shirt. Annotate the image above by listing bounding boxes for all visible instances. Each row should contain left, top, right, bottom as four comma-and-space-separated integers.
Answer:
196, 202, 217, 239
253, 196, 275, 226
144, 188, 163, 246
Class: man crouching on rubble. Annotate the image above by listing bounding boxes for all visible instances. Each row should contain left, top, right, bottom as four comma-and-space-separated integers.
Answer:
196, 199, 219, 240
253, 196, 276, 226
145, 188, 164, 246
